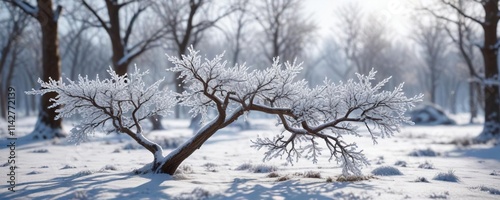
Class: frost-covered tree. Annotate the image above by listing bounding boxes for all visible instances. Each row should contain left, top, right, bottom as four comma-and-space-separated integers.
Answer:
28, 48, 422, 176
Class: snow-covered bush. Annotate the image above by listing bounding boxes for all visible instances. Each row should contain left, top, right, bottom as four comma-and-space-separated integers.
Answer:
335, 175, 373, 182
202, 162, 218, 172
28, 47, 422, 176
471, 186, 500, 195
414, 177, 430, 183
174, 187, 214, 200
394, 160, 407, 167
236, 163, 278, 173
429, 191, 449, 199
433, 170, 460, 182
61, 164, 77, 170
408, 148, 440, 157
302, 171, 322, 178
102, 165, 118, 171
418, 161, 434, 169
371, 166, 403, 176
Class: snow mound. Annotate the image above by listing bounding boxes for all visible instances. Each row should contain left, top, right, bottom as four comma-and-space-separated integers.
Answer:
371, 166, 403, 176
410, 103, 456, 125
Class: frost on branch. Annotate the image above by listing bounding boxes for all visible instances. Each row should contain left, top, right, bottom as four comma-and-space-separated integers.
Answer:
26, 67, 176, 144
168, 47, 423, 176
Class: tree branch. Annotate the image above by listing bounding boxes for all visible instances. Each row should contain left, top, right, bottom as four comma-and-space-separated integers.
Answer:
81, 0, 110, 32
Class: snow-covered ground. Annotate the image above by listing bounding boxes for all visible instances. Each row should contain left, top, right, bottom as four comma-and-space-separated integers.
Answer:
1, 116, 499, 199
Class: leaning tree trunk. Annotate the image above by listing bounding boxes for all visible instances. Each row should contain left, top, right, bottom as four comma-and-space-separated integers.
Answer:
31, 0, 66, 139
154, 110, 243, 175
157, 119, 224, 174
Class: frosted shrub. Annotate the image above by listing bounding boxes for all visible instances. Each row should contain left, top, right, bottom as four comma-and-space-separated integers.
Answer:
433, 170, 460, 182
414, 177, 430, 183
371, 166, 403, 176
472, 186, 500, 195
394, 160, 407, 167
418, 161, 434, 169
409, 148, 440, 157
236, 163, 278, 173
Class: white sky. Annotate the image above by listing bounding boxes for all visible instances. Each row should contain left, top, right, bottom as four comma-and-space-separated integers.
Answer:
305, 0, 420, 38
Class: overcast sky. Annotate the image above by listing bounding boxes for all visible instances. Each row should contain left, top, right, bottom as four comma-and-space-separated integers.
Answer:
305, 0, 419, 38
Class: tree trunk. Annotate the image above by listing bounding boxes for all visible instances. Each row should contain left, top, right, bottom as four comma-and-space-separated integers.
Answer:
149, 115, 165, 130
469, 81, 478, 124
157, 114, 230, 174
104, 0, 128, 76
31, 0, 66, 139
478, 0, 500, 140
153, 109, 243, 175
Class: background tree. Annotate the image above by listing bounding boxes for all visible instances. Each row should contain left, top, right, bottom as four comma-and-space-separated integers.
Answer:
225, 0, 251, 65
336, 2, 363, 77
80, 0, 168, 130
442, 0, 484, 123
413, 18, 448, 104
59, 7, 108, 81
80, 0, 166, 76
425, 0, 500, 141
254, 0, 316, 65
0, 3, 29, 120
29, 48, 422, 175
336, 3, 396, 80
5, 0, 65, 139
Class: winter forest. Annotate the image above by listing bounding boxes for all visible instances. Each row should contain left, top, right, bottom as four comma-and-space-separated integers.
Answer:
1, 0, 500, 199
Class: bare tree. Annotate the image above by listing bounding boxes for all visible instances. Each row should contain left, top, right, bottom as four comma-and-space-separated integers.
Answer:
5, 0, 66, 139
0, 3, 29, 120
59, 9, 95, 80
336, 4, 393, 78
424, 0, 500, 141
226, 0, 251, 65
254, 0, 316, 64
79, 0, 166, 76
29, 48, 422, 175
336, 2, 363, 76
441, 0, 483, 123
356, 17, 392, 76
413, 18, 448, 104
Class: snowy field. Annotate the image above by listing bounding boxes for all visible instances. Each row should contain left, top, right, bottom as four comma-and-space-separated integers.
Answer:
1, 116, 500, 200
